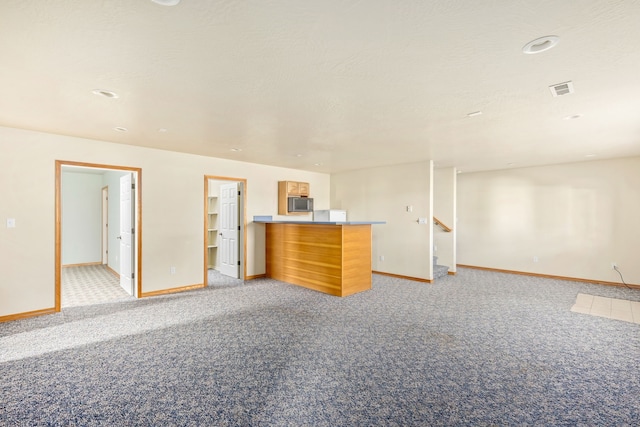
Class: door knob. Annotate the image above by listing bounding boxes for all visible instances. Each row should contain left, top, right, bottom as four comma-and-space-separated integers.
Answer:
117, 236, 122, 240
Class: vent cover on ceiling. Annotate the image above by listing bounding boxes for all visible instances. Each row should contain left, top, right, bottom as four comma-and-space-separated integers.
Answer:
549, 81, 574, 97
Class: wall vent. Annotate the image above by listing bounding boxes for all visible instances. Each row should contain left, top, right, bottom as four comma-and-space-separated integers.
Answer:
549, 81, 574, 97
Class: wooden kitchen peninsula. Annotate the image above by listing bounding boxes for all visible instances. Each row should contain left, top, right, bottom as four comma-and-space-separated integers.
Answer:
256, 220, 385, 297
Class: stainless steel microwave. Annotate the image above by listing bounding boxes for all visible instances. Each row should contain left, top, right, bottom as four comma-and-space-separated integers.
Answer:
288, 197, 313, 213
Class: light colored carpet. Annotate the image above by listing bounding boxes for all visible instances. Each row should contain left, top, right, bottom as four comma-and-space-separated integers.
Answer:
2, 268, 639, 425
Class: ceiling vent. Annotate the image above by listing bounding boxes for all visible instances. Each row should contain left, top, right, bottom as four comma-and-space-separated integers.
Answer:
549, 81, 574, 97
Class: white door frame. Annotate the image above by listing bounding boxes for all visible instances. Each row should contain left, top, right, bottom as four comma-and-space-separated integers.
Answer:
102, 186, 108, 264
204, 175, 247, 285
55, 160, 142, 311
119, 173, 135, 295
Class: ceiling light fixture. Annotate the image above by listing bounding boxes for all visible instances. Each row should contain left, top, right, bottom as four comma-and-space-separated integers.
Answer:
230, 148, 242, 152
151, 0, 181, 5
114, 127, 128, 132
92, 89, 119, 98
467, 111, 482, 117
522, 35, 559, 54
564, 114, 582, 120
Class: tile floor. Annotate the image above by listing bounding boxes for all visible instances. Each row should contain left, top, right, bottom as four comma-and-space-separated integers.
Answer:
62, 265, 133, 308
571, 293, 640, 324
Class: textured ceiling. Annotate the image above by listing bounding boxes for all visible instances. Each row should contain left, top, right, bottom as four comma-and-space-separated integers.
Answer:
1, 0, 640, 173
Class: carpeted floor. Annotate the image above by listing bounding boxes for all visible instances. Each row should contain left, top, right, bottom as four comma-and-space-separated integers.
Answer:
1, 268, 639, 426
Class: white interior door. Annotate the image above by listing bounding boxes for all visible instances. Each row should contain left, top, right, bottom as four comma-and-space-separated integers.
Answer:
119, 173, 134, 295
218, 182, 240, 278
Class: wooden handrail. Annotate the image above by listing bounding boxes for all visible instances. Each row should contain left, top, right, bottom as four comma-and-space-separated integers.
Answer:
433, 216, 452, 232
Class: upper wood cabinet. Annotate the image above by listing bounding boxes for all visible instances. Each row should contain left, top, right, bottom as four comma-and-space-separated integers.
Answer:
285, 181, 309, 197
278, 181, 310, 214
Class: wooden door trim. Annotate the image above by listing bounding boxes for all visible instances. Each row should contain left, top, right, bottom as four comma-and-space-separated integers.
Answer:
55, 160, 143, 311
204, 175, 247, 287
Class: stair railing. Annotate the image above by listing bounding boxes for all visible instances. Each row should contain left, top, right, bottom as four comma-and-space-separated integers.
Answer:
433, 216, 452, 232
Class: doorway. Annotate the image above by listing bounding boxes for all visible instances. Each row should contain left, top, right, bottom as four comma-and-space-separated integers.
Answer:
204, 175, 247, 287
55, 160, 142, 310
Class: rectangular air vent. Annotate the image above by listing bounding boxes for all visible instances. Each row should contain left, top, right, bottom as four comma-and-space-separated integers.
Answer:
549, 81, 574, 97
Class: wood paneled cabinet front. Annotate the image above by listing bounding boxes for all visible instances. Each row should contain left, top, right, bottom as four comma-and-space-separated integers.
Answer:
285, 181, 309, 196
278, 181, 310, 215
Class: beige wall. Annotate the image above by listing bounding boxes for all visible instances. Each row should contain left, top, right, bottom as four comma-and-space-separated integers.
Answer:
331, 161, 433, 280
0, 126, 329, 317
457, 157, 640, 285
4, 123, 637, 318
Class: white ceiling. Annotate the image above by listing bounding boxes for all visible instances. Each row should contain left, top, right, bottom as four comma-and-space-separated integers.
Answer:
1, 0, 640, 174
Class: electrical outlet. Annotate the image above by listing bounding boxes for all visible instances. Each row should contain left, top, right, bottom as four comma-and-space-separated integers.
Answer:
170, 266, 176, 274
379, 255, 385, 262
533, 256, 539, 263
611, 262, 617, 270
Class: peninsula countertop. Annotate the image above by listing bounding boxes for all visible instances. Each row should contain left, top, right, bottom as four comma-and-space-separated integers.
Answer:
254, 219, 386, 225
259, 219, 384, 296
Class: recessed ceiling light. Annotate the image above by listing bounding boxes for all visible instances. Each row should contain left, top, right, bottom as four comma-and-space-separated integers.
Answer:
507, 163, 516, 166
230, 148, 242, 152
564, 114, 582, 120
314, 163, 323, 166
585, 154, 597, 158
151, 0, 180, 6
114, 127, 128, 132
296, 154, 303, 157
522, 36, 559, 54
467, 111, 482, 117
92, 89, 119, 98
158, 128, 168, 133
151, 0, 181, 5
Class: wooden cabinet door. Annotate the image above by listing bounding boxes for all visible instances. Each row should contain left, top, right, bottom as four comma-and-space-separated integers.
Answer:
298, 182, 309, 196
287, 181, 299, 195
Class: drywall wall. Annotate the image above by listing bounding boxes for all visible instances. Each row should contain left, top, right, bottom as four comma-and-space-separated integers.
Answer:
61, 171, 103, 265
0, 126, 329, 318
434, 167, 456, 273
331, 161, 433, 280
457, 157, 640, 285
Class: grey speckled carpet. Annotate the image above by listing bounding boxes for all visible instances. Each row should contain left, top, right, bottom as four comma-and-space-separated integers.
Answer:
1, 268, 639, 426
